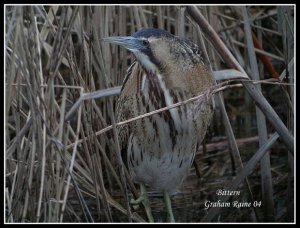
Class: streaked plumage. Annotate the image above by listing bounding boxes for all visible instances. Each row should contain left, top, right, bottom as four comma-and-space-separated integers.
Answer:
106, 28, 215, 194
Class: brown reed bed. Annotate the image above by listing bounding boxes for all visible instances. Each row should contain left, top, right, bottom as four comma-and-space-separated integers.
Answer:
5, 5, 294, 223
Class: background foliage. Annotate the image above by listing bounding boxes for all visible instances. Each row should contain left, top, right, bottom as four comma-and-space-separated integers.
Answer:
5, 5, 294, 223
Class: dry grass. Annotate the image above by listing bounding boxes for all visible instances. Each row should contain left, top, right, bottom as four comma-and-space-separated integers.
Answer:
5, 5, 294, 223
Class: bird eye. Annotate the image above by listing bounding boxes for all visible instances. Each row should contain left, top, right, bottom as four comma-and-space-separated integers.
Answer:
142, 40, 149, 46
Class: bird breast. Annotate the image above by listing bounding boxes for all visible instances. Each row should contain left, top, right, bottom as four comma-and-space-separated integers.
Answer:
120, 62, 214, 193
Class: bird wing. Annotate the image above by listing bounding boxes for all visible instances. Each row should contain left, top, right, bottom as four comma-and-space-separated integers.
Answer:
120, 61, 137, 92
116, 61, 140, 163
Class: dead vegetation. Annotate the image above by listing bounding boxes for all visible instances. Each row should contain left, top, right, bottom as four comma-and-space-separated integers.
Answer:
5, 5, 294, 223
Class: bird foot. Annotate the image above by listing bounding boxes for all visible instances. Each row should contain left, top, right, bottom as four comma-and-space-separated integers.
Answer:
166, 212, 175, 223
130, 195, 154, 222
130, 196, 145, 210
130, 195, 145, 205
164, 191, 176, 223
131, 185, 154, 222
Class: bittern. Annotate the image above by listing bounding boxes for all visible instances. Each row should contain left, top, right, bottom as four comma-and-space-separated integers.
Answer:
103, 28, 215, 222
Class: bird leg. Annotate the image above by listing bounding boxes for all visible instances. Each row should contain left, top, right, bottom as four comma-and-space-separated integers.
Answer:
130, 184, 154, 223
164, 191, 175, 223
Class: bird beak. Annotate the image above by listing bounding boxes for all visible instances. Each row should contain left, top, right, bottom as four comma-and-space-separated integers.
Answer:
101, 36, 144, 51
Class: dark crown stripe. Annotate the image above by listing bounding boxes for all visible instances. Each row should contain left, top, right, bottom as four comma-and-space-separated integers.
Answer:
133, 28, 174, 39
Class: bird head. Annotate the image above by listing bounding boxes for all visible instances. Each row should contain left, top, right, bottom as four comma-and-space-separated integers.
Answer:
102, 28, 202, 74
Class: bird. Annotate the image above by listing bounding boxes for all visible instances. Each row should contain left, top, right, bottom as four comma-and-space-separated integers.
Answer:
103, 28, 215, 222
